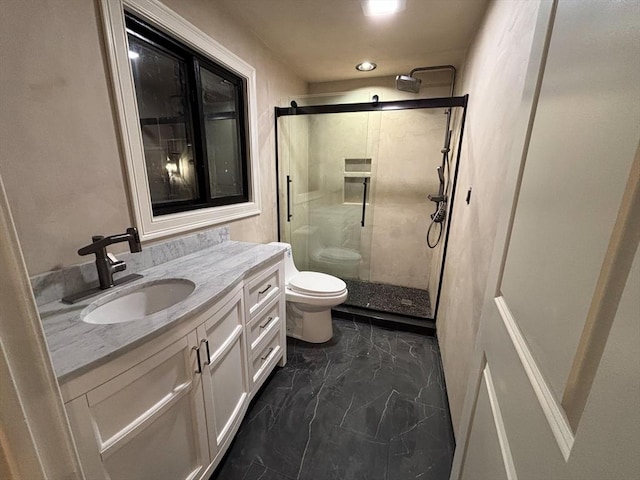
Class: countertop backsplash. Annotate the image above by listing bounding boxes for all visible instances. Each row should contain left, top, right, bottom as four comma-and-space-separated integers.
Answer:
30, 226, 230, 306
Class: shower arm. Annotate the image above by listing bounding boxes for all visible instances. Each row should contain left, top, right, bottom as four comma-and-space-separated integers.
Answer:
408, 65, 456, 99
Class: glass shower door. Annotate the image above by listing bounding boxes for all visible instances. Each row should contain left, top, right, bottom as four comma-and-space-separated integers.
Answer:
278, 98, 378, 283
277, 94, 468, 321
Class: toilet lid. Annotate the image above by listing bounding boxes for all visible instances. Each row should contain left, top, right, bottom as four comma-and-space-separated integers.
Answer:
318, 247, 361, 262
289, 271, 347, 296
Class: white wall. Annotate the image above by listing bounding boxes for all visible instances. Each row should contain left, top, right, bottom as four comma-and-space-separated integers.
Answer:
0, 0, 307, 275
437, 0, 542, 433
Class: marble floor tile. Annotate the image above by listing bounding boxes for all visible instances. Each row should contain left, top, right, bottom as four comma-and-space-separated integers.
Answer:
210, 317, 454, 480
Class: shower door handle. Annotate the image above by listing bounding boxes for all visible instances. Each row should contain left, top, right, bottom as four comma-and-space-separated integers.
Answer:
286, 175, 292, 221
361, 177, 369, 227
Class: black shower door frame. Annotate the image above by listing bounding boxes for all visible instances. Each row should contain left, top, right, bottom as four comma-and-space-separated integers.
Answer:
274, 95, 469, 323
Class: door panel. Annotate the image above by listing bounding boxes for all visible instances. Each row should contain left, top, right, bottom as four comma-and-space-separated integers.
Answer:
102, 394, 204, 480
460, 365, 512, 480
198, 290, 249, 457
468, 246, 640, 479
208, 334, 246, 446
567, 249, 640, 476
452, 0, 640, 478
484, 301, 570, 474
66, 330, 210, 480
500, 0, 640, 399
278, 92, 378, 280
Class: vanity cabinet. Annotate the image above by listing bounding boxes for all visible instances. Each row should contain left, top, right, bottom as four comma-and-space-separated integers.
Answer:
62, 257, 285, 480
64, 330, 210, 480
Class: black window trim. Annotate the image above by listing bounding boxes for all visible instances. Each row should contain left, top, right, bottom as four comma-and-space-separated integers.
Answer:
125, 12, 250, 217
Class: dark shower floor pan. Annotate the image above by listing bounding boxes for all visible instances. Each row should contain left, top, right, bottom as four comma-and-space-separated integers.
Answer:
342, 279, 432, 319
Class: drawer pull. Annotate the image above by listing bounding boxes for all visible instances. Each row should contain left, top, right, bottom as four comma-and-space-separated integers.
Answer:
260, 316, 274, 330
192, 346, 202, 374
258, 284, 272, 296
261, 347, 274, 361
201, 339, 211, 365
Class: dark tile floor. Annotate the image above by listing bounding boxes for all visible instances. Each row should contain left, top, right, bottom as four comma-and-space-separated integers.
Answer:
343, 280, 432, 319
210, 317, 454, 480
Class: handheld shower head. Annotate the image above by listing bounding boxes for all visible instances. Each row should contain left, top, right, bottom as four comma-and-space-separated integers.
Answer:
395, 74, 421, 93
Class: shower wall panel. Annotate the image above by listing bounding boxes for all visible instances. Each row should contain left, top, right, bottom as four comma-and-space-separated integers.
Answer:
369, 109, 447, 290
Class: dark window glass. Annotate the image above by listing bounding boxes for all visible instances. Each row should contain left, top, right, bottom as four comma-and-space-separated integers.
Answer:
200, 66, 244, 199
125, 13, 249, 216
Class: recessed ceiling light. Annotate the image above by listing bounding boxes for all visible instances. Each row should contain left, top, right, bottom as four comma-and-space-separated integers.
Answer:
362, 0, 406, 17
356, 61, 377, 72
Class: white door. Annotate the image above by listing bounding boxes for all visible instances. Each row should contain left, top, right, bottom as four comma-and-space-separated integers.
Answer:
451, 1, 640, 479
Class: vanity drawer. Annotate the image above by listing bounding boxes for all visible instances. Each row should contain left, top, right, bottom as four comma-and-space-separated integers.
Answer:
245, 262, 281, 317
247, 298, 281, 351
250, 327, 282, 387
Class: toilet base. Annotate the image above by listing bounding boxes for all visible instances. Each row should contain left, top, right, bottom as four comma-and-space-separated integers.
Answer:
286, 302, 333, 343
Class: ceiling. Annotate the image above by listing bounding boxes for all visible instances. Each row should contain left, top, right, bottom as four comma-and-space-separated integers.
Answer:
216, 0, 489, 83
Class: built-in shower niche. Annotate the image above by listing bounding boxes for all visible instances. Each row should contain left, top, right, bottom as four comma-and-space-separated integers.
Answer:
343, 158, 371, 204
345, 158, 372, 172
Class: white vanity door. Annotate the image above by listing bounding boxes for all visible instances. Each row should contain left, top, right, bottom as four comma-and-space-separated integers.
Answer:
198, 287, 249, 463
65, 330, 210, 480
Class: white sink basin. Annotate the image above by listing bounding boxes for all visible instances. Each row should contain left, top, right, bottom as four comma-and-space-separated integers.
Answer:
82, 279, 196, 325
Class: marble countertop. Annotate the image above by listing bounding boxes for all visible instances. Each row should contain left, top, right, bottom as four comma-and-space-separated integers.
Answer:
39, 241, 285, 384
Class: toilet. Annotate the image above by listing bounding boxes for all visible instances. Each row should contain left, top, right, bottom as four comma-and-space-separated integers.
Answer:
270, 242, 348, 343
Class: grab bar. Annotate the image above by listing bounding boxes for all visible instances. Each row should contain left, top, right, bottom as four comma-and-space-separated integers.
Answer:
361, 177, 369, 227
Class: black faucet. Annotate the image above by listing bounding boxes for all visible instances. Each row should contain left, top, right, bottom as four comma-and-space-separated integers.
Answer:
78, 227, 142, 289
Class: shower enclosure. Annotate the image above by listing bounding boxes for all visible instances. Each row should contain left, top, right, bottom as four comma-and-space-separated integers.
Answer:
275, 93, 468, 322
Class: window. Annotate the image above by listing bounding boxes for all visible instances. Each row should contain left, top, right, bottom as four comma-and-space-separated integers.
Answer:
126, 14, 248, 215
99, 0, 261, 240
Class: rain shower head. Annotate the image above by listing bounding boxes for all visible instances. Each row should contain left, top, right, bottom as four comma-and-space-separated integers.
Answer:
395, 65, 457, 95
395, 74, 422, 93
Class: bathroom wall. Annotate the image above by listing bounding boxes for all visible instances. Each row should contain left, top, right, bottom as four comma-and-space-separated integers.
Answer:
307, 77, 450, 290
0, 0, 306, 275
369, 107, 447, 290
436, 0, 542, 433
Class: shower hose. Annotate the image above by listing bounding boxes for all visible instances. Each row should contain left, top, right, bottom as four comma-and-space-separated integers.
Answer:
426, 201, 446, 248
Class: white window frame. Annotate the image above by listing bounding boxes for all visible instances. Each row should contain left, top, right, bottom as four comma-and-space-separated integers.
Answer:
100, 0, 261, 240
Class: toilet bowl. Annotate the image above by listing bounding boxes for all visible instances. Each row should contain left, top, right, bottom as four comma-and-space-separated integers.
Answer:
269, 242, 347, 343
